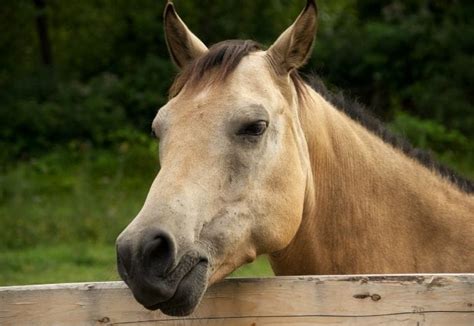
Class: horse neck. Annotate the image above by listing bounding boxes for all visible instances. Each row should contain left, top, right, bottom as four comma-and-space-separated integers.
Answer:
269, 85, 474, 275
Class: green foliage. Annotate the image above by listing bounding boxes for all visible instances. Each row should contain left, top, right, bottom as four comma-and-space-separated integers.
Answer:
313, 0, 474, 144
391, 111, 470, 154
0, 56, 172, 161
390, 111, 474, 178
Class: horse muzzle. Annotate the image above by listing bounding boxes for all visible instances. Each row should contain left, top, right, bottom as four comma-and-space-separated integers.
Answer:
116, 228, 209, 316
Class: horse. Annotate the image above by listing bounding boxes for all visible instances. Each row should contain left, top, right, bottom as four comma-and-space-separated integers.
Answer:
116, 0, 474, 316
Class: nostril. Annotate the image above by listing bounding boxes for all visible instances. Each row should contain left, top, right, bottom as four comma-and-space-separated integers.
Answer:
149, 237, 171, 262
143, 230, 176, 277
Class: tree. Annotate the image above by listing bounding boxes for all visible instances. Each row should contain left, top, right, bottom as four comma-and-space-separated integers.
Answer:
33, 0, 53, 66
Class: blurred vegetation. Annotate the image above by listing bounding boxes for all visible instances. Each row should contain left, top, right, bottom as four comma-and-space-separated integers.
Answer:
0, 143, 156, 249
0, 0, 472, 284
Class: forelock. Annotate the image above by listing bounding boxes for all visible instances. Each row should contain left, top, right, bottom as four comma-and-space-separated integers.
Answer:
169, 40, 262, 98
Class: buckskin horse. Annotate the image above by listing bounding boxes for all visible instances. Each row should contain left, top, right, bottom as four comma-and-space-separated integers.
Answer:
116, 0, 474, 316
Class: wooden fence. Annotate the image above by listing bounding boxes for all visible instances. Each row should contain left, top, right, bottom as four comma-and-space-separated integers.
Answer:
1, 274, 473, 325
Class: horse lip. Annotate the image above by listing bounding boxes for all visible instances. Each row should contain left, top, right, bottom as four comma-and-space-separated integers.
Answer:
146, 259, 209, 316
166, 253, 208, 281
136, 256, 209, 312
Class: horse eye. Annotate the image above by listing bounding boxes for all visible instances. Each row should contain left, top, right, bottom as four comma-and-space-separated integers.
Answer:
237, 120, 268, 136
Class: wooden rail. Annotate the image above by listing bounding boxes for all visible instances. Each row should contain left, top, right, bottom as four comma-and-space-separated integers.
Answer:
1, 274, 473, 325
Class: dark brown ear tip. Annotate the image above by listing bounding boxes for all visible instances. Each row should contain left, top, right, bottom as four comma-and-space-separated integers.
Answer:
163, 1, 177, 20
305, 0, 318, 13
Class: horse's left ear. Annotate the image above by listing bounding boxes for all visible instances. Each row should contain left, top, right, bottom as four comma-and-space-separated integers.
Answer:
164, 1, 208, 69
267, 0, 318, 74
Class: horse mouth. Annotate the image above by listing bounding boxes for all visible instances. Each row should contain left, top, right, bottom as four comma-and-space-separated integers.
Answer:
144, 260, 208, 315
131, 258, 209, 316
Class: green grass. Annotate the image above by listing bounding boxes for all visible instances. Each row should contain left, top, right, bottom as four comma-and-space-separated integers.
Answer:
0, 144, 157, 249
0, 244, 117, 285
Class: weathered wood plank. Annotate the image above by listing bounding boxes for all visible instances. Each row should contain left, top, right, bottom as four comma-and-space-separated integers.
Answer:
106, 313, 474, 326
1, 274, 473, 326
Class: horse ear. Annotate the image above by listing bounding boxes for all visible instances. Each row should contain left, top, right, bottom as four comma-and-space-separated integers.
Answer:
163, 2, 208, 69
267, 0, 318, 74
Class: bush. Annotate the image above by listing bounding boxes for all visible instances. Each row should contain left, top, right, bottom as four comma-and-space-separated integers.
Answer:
0, 55, 172, 162
312, 0, 474, 144
390, 111, 473, 177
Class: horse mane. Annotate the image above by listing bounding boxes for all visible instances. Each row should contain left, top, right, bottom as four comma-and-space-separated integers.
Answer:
169, 40, 474, 194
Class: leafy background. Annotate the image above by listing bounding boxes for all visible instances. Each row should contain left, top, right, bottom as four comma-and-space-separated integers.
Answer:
0, 0, 472, 285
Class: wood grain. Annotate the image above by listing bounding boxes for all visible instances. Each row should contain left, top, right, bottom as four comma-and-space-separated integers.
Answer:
1, 274, 473, 325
